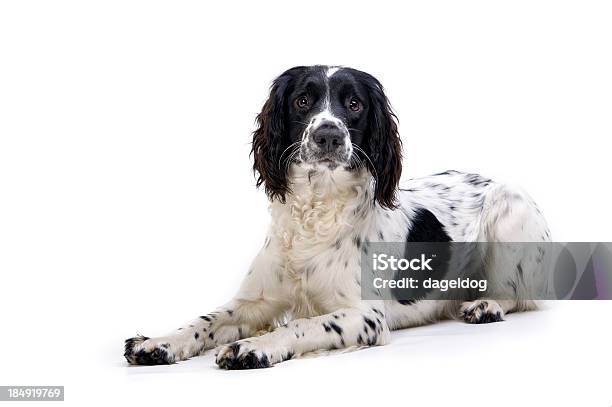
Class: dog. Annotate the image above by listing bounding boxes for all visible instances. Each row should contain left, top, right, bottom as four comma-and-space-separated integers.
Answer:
124, 65, 551, 369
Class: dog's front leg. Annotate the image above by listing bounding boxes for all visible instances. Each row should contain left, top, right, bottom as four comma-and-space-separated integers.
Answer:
215, 303, 390, 370
125, 241, 289, 365
124, 299, 283, 365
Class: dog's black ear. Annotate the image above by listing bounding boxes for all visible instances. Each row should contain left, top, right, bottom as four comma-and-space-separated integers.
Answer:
365, 76, 403, 209
251, 73, 293, 203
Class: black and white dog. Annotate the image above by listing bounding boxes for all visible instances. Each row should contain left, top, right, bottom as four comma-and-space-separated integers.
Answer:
125, 65, 550, 369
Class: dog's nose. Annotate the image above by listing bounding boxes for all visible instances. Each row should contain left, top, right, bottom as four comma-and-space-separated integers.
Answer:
312, 121, 344, 152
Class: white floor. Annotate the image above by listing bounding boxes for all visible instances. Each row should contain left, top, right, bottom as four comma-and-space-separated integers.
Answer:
87, 302, 610, 407
2, 301, 610, 406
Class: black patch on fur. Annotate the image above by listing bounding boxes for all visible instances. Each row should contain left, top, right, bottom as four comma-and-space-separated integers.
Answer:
406, 208, 451, 243
390, 208, 453, 304
363, 316, 377, 331
517, 263, 524, 280
328, 321, 343, 336
431, 170, 459, 176
353, 235, 362, 249
464, 172, 491, 186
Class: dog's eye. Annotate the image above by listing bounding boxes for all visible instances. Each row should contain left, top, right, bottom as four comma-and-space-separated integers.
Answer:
295, 96, 309, 109
349, 98, 361, 112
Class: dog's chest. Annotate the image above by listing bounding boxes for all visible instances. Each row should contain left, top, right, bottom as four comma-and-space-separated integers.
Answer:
275, 197, 353, 270
270, 193, 365, 315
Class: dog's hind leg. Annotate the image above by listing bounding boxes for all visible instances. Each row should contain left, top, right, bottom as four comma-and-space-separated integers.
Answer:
455, 183, 550, 326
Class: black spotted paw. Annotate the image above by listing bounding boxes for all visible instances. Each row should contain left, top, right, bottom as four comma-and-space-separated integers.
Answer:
124, 335, 176, 365
216, 337, 295, 370
215, 342, 272, 370
460, 300, 504, 324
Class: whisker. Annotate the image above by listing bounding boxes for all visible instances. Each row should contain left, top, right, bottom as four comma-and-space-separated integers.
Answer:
283, 145, 301, 172
351, 143, 378, 179
348, 154, 362, 170
278, 141, 301, 169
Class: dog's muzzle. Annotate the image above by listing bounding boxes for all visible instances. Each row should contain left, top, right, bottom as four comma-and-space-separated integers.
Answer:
301, 119, 351, 165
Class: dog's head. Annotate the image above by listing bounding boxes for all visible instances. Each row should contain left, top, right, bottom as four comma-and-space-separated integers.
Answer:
251, 65, 402, 208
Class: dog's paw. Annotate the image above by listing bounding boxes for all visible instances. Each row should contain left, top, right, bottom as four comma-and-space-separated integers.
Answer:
124, 335, 176, 365
215, 339, 294, 370
460, 300, 504, 324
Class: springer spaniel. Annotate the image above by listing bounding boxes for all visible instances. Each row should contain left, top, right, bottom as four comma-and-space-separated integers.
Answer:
125, 65, 550, 369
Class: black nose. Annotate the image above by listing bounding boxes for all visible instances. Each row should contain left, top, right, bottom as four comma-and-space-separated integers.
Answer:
312, 121, 344, 152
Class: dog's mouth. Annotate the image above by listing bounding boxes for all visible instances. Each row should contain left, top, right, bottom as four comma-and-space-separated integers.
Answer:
302, 156, 348, 170
317, 158, 335, 164
298, 147, 351, 169
315, 158, 340, 169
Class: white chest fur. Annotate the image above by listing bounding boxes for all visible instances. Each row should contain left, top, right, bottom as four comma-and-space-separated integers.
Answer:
268, 166, 373, 315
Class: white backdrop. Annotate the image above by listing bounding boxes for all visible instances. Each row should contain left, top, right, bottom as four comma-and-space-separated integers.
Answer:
1, 1, 611, 406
